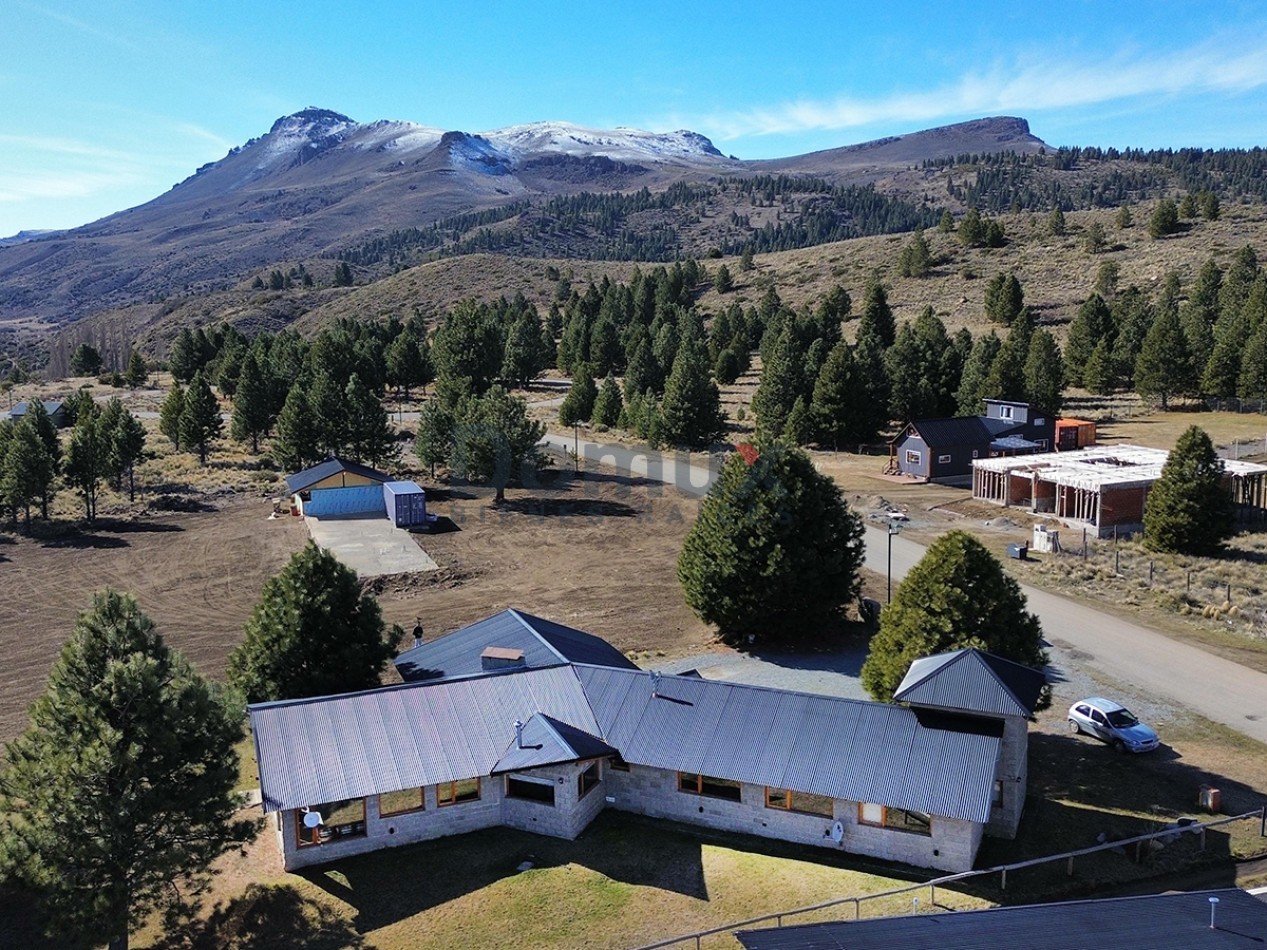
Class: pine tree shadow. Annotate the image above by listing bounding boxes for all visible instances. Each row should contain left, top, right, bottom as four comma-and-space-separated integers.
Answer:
152, 883, 365, 950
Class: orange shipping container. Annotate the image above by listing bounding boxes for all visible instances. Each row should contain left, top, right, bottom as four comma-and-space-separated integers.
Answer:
1055, 419, 1096, 450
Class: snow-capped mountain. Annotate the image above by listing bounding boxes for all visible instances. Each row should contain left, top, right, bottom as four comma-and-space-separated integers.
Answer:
482, 121, 726, 163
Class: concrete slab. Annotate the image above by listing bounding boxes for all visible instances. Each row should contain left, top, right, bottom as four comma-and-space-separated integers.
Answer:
306, 514, 438, 578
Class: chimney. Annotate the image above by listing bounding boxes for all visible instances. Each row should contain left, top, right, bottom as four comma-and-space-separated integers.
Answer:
514, 720, 525, 748
481, 646, 526, 671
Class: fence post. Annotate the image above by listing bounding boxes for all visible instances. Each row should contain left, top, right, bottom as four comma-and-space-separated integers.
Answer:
1149, 561, 1154, 586
1187, 571, 1192, 593
1260, 804, 1265, 837
1227, 582, 1232, 604
929, 883, 935, 907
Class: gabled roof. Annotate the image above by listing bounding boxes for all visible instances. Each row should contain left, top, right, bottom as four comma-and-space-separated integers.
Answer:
897, 416, 991, 448
9, 399, 64, 419
285, 456, 392, 493
575, 665, 1001, 824
250, 665, 599, 813
394, 609, 637, 682
491, 713, 616, 773
735, 888, 1267, 950
894, 649, 1047, 718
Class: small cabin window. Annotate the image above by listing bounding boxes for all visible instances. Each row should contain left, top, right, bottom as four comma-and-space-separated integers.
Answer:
937, 454, 951, 464
998, 405, 1014, 420
905, 450, 921, 466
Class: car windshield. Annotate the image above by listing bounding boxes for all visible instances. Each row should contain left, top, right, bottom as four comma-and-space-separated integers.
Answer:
1106, 708, 1139, 728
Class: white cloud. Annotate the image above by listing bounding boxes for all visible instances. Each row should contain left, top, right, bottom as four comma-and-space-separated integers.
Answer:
697, 36, 1267, 141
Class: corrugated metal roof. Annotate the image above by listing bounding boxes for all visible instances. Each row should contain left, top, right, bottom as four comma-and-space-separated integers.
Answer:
9, 399, 63, 419
990, 435, 1041, 450
250, 665, 598, 812
285, 456, 392, 493
490, 713, 615, 773
574, 666, 1000, 823
735, 888, 1267, 949
902, 416, 993, 448
895, 650, 1047, 718
393, 609, 636, 682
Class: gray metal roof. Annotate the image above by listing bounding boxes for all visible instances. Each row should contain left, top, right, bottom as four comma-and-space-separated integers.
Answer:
249, 665, 599, 812
735, 888, 1267, 949
285, 456, 392, 493
895, 649, 1047, 718
575, 666, 1001, 823
9, 399, 63, 419
491, 713, 615, 773
990, 435, 1041, 450
394, 608, 637, 682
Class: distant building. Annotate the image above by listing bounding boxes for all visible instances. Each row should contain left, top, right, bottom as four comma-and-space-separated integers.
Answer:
250, 609, 1046, 873
973, 444, 1267, 538
285, 456, 392, 517
888, 400, 1055, 486
8, 399, 67, 428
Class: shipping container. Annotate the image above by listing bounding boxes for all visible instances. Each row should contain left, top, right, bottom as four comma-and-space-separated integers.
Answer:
383, 480, 429, 528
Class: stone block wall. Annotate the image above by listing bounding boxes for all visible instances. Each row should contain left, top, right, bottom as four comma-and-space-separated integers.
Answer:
986, 715, 1029, 839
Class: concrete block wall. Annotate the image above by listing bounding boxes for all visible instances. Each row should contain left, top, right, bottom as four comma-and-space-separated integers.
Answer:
602, 765, 980, 873
500, 759, 607, 840
279, 777, 503, 871
986, 716, 1029, 840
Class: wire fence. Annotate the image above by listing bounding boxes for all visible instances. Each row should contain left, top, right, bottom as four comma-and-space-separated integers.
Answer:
636, 808, 1267, 950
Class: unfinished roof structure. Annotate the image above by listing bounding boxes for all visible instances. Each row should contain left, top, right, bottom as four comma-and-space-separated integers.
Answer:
972, 444, 1267, 537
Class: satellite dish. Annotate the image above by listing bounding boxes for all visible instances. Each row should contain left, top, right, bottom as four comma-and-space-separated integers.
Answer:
303, 810, 323, 829
830, 820, 844, 843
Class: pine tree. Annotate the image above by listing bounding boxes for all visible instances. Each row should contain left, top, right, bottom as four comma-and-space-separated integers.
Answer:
1143, 426, 1233, 555
1082, 221, 1107, 254
107, 404, 146, 502
751, 327, 803, 439
983, 322, 1031, 403
1115, 204, 1134, 229
0, 591, 256, 950
592, 375, 623, 428
955, 333, 1001, 416
1135, 304, 1194, 409
228, 544, 396, 702
1203, 309, 1249, 399
677, 445, 865, 639
1082, 337, 1117, 395
1023, 329, 1064, 412
658, 339, 727, 449
984, 272, 1024, 325
810, 341, 859, 449
500, 313, 546, 388
558, 371, 598, 426
851, 337, 891, 440
739, 246, 755, 271
342, 373, 396, 467
272, 382, 321, 472
958, 208, 985, 247
1046, 207, 1066, 236
2, 419, 55, 530
896, 229, 932, 277
124, 350, 147, 388
450, 386, 545, 503
1064, 294, 1113, 386
158, 383, 185, 449
24, 397, 61, 474
857, 280, 895, 349
1148, 197, 1180, 238
385, 329, 428, 400
64, 407, 106, 522
713, 263, 734, 293
783, 396, 813, 445
714, 348, 741, 385
230, 352, 272, 453
860, 531, 1049, 706
69, 343, 103, 377
167, 328, 199, 383
179, 371, 222, 465
1237, 319, 1267, 405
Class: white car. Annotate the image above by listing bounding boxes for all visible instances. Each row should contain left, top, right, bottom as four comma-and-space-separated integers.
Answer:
1068, 698, 1159, 753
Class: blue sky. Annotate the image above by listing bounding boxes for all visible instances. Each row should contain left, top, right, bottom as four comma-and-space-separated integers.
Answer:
4, 0, 1267, 236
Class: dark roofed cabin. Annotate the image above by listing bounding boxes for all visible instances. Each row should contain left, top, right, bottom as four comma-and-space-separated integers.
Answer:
888, 400, 1054, 486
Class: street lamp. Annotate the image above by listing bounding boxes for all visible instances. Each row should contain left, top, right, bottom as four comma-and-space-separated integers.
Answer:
887, 520, 901, 604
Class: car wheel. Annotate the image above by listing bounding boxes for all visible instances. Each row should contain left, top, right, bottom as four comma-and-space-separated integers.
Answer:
1068, 719, 1080, 735
1113, 740, 1127, 754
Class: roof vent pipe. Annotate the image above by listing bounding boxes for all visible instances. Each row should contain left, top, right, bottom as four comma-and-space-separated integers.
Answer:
1209, 895, 1219, 929
651, 671, 662, 698
515, 720, 525, 749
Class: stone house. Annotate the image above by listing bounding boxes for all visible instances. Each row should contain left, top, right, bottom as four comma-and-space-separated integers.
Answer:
249, 610, 1046, 873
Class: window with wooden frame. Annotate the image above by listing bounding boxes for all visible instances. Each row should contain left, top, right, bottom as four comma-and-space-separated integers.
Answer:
765, 788, 834, 817
577, 761, 601, 799
505, 775, 555, 806
905, 450, 921, 466
437, 777, 481, 807
937, 454, 952, 464
857, 802, 932, 836
608, 752, 631, 772
294, 799, 366, 848
378, 787, 424, 817
678, 772, 742, 802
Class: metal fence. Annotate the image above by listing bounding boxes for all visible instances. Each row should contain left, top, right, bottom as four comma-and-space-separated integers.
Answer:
636, 807, 1267, 950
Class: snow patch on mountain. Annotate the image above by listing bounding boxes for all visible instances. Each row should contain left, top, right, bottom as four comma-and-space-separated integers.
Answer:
252, 108, 356, 171
355, 119, 445, 154
483, 121, 726, 164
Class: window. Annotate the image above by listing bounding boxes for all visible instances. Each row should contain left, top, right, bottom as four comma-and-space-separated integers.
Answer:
578, 762, 601, 799
858, 802, 932, 836
765, 788, 834, 817
1036, 439, 1048, 449
437, 777, 481, 806
506, 775, 555, 806
972, 450, 979, 459
608, 753, 631, 772
295, 799, 366, 848
998, 405, 1014, 420
937, 454, 951, 464
1034, 417, 1045, 426
905, 450, 922, 466
678, 772, 742, 802
378, 787, 424, 817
